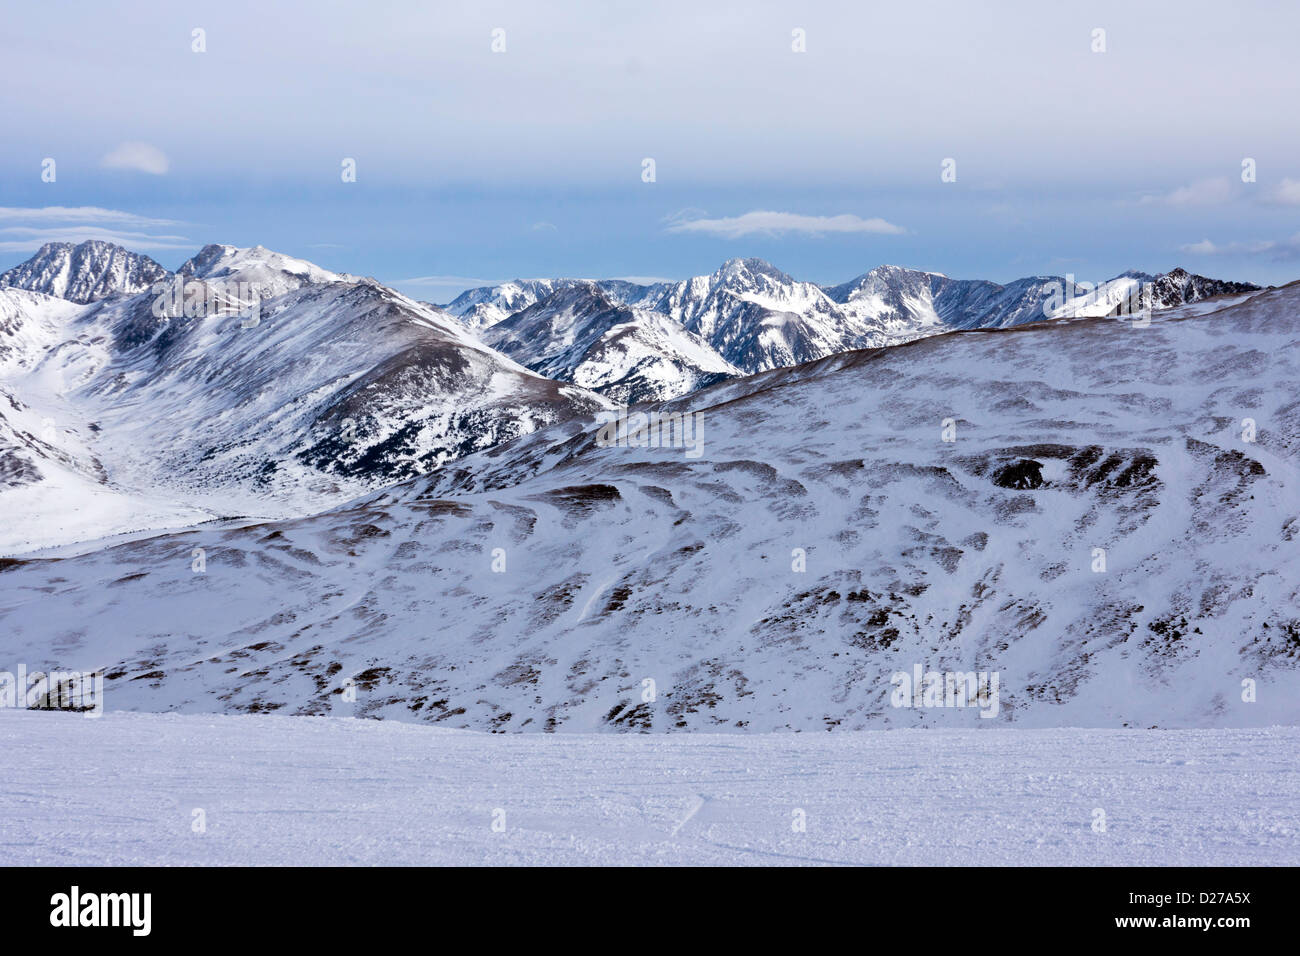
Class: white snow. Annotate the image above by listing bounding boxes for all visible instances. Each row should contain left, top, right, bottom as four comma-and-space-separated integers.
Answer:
2, 710, 1296, 866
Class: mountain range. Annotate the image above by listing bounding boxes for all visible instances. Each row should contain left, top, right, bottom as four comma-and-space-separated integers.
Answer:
0, 240, 1265, 553
444, 257, 1263, 402
0, 238, 1293, 732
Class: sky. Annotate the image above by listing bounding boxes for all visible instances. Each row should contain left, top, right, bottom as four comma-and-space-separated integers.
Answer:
2, 0, 1299, 302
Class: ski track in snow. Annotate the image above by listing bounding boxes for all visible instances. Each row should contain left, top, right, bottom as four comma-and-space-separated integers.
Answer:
1, 711, 1297, 866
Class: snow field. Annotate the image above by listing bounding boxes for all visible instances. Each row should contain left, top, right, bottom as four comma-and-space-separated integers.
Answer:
2, 711, 1296, 866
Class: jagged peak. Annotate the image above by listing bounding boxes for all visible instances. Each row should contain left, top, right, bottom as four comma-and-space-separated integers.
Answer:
0, 239, 170, 304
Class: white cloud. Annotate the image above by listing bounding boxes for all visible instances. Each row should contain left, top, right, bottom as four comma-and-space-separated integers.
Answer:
665, 210, 905, 239
1140, 178, 1236, 206
101, 141, 170, 175
1271, 178, 1300, 205
1180, 233, 1300, 261
0, 206, 179, 226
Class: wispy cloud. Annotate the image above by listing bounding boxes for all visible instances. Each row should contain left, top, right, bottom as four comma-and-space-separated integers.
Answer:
386, 274, 511, 304
101, 141, 170, 175
392, 274, 507, 288
665, 210, 905, 239
1140, 178, 1236, 207
1180, 233, 1300, 261
0, 228, 194, 253
1145, 175, 1300, 210
0, 206, 180, 226
0, 207, 192, 253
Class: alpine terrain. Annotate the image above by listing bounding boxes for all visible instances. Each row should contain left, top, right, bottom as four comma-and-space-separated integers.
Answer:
0, 243, 1293, 733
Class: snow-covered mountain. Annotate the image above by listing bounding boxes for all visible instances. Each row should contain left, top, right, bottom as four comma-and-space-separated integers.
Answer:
635, 257, 886, 371
826, 265, 1069, 333
447, 261, 1263, 400
0, 240, 169, 304
3, 281, 1294, 730
445, 279, 593, 331
0, 241, 1265, 554
1145, 266, 1262, 307
0, 243, 609, 554
789, 262, 1263, 331
451, 259, 888, 402
1047, 267, 1266, 319
482, 281, 739, 403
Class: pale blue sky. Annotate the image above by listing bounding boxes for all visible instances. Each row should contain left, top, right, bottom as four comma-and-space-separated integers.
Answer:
3, 0, 1298, 300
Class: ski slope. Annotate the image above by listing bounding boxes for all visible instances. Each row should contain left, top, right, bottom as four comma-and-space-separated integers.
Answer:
1, 711, 1296, 866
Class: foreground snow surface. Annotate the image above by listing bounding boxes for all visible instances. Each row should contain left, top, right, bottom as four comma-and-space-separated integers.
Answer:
2, 712, 1296, 866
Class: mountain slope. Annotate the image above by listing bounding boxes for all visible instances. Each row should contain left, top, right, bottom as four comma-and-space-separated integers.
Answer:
0, 245, 610, 554
3, 283, 1295, 729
